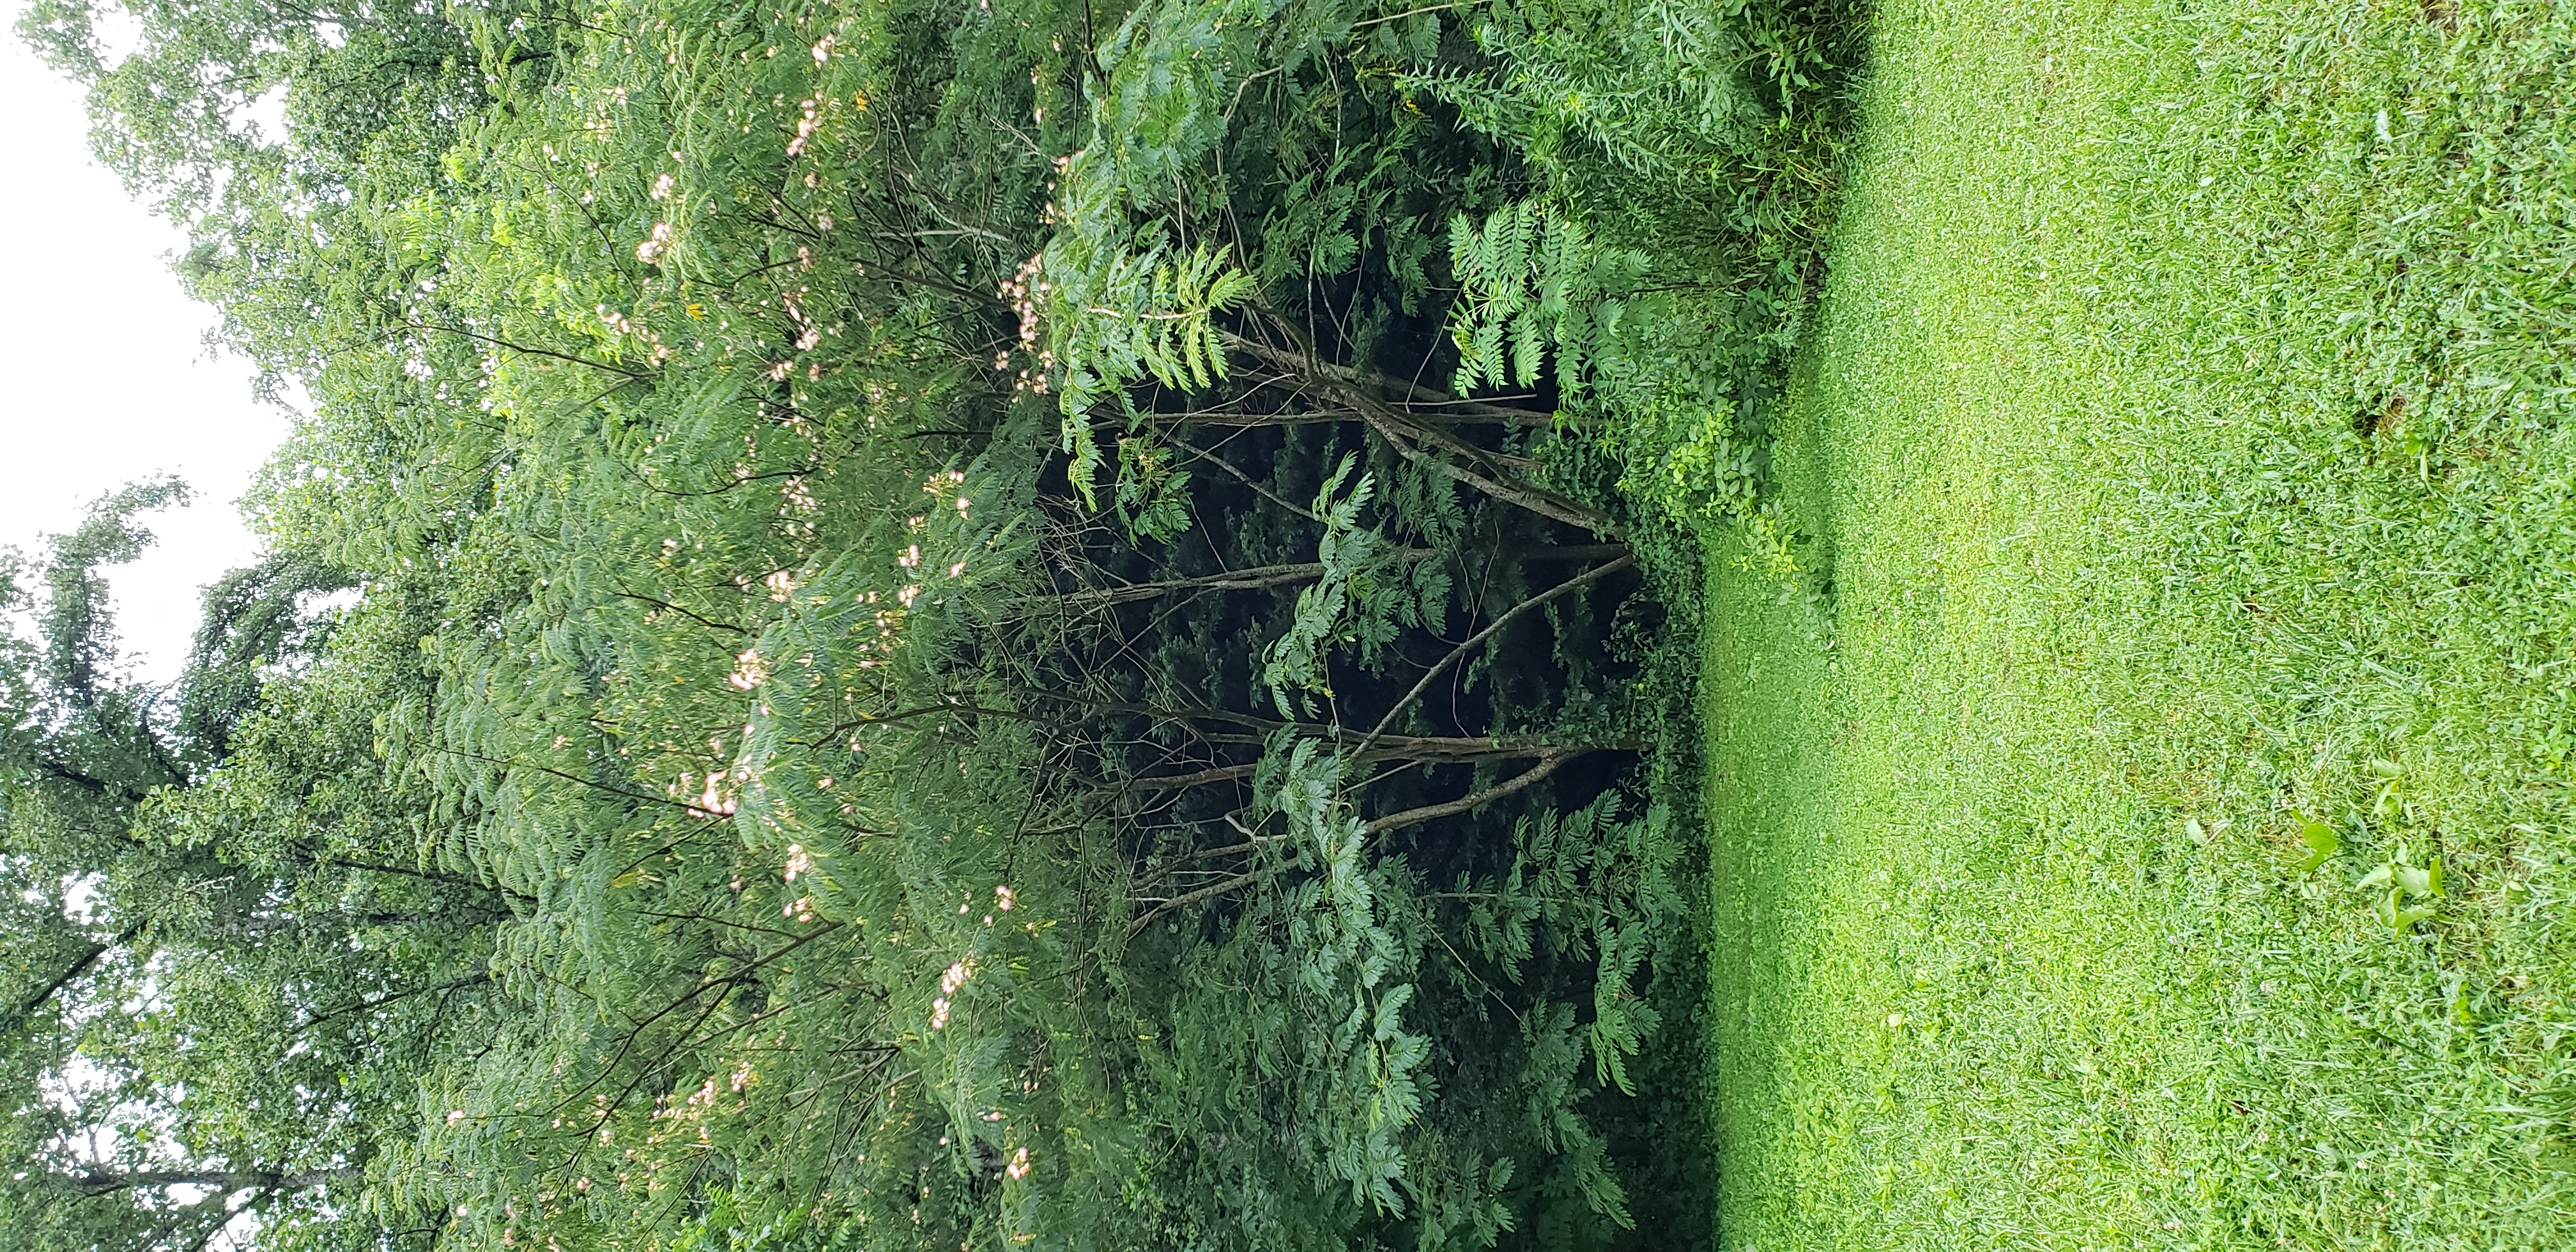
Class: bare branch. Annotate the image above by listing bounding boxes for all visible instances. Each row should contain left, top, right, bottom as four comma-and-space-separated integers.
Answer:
1124, 867, 1270, 938
1017, 551, 1436, 614
1364, 751, 1584, 836
70, 1167, 361, 1195
1222, 327, 1620, 532
1363, 553, 1639, 747
296, 971, 494, 1035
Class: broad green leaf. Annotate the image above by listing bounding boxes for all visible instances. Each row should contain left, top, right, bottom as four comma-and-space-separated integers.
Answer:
2296, 818, 2340, 872
2395, 863, 2437, 898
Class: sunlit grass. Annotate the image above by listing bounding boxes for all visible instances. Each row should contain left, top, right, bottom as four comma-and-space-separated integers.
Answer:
1705, 0, 2576, 1245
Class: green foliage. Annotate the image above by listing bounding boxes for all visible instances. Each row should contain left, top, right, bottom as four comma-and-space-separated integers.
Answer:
1045, 242, 1255, 503
1446, 201, 1645, 397
1258, 736, 1432, 1214
3, 487, 473, 1252
1416, 0, 1862, 566
0, 0, 1804, 1247
1453, 795, 1683, 1225
174, 551, 349, 761
1261, 457, 1386, 715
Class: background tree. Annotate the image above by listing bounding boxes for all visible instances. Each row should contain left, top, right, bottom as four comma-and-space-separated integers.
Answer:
6, 0, 1861, 1247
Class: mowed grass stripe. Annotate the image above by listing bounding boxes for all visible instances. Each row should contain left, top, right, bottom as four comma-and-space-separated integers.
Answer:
1707, 0, 2576, 1246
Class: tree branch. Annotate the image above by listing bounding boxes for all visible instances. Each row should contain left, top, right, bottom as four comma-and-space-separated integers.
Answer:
1362, 553, 1639, 747
1124, 748, 1590, 929
296, 971, 494, 1035
436, 747, 725, 819
609, 588, 752, 636
1363, 751, 1584, 836
1130, 810, 1287, 893
394, 321, 645, 379
71, 1167, 361, 1195
1124, 866, 1271, 938
318, 857, 533, 903
1222, 327, 1620, 532
1018, 551, 1436, 614
212, 910, 499, 938
5, 919, 146, 1033
1169, 438, 1322, 520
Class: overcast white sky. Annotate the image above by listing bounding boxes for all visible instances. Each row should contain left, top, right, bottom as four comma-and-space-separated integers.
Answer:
0, 16, 289, 686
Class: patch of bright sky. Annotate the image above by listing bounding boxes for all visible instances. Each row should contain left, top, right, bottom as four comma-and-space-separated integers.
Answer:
7, 23, 299, 1241
0, 13, 290, 687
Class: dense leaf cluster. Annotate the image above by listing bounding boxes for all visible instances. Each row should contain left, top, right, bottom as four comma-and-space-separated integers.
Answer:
3, 1, 1855, 1249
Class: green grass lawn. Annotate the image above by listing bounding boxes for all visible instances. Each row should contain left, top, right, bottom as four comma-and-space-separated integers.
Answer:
1702, 0, 2576, 1246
